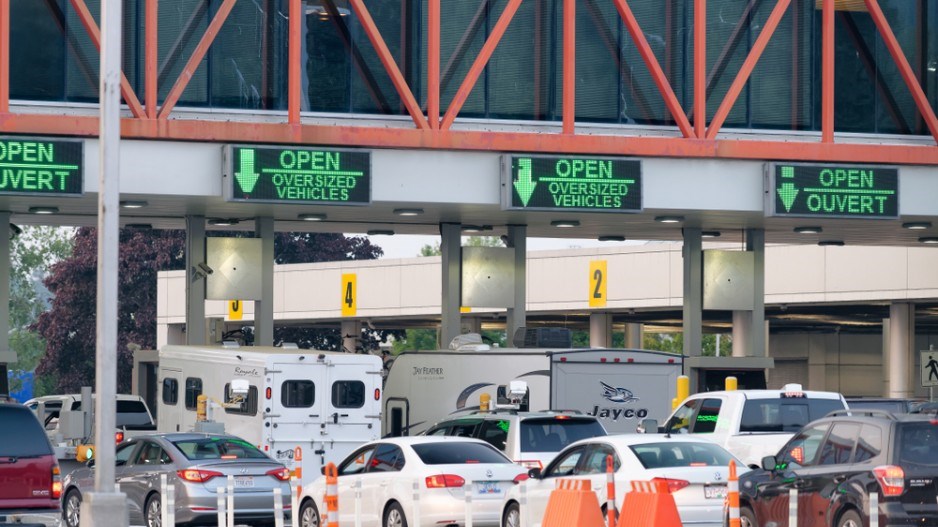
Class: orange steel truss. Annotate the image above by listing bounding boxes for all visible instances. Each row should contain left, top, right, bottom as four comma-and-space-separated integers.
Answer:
1, 0, 937, 165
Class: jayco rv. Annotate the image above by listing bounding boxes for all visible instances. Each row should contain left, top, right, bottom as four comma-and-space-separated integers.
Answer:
157, 345, 383, 486
382, 346, 682, 436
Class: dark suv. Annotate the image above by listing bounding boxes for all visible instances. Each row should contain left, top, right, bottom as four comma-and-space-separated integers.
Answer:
736, 409, 938, 527
0, 402, 61, 516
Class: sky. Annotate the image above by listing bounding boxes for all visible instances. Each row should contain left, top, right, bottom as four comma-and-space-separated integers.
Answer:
365, 234, 633, 259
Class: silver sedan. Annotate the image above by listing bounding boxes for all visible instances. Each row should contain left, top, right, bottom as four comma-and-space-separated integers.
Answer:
61, 433, 292, 527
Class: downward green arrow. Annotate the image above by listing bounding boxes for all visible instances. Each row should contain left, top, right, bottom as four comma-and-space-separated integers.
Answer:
778, 182, 799, 212
514, 158, 537, 207
235, 148, 260, 194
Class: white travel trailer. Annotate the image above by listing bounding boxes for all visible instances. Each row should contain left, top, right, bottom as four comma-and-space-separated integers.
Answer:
382, 347, 683, 436
157, 345, 383, 486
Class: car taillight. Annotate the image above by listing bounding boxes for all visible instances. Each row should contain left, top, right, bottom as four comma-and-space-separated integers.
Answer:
513, 473, 529, 484
517, 460, 542, 470
177, 469, 224, 483
266, 468, 291, 482
114, 431, 124, 444
425, 474, 465, 488
873, 465, 905, 496
51, 465, 62, 499
651, 477, 690, 493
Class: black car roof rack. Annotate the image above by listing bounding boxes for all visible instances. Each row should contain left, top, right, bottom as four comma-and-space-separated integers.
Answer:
825, 409, 898, 420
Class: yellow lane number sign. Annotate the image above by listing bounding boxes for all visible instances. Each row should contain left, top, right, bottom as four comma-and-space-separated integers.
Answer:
341, 274, 357, 316
589, 261, 607, 308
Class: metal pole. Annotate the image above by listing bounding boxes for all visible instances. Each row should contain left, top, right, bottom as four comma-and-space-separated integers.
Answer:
227, 475, 235, 527
216, 487, 225, 527
81, 0, 128, 522
160, 475, 168, 527
273, 487, 284, 527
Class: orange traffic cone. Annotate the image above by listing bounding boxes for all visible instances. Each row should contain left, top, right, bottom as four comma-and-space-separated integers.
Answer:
541, 479, 606, 527
617, 480, 682, 527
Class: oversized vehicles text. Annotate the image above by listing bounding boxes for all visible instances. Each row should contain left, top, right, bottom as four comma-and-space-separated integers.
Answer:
156, 345, 383, 487
382, 347, 683, 436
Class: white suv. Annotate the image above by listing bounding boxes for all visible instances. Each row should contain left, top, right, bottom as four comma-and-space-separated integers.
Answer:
423, 410, 607, 469
659, 384, 847, 467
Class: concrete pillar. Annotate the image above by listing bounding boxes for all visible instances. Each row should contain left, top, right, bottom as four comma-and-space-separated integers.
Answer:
254, 217, 275, 346
440, 223, 462, 348
462, 317, 482, 335
341, 320, 362, 353
887, 302, 914, 398
0, 213, 11, 396
730, 229, 765, 357
589, 313, 612, 348
185, 216, 206, 345
732, 311, 750, 357
505, 225, 527, 343
624, 323, 643, 349
682, 228, 703, 357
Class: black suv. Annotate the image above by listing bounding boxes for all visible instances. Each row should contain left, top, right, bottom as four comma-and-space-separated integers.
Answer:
736, 409, 938, 527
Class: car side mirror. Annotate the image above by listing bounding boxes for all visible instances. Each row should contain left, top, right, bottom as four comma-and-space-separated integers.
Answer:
761, 455, 778, 471
527, 468, 542, 479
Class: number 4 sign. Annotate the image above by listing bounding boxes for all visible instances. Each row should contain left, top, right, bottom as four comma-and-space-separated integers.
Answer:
341, 274, 357, 316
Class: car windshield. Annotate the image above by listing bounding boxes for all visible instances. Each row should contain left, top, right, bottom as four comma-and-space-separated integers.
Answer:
519, 418, 606, 453
740, 398, 845, 433
630, 442, 735, 469
172, 437, 269, 460
411, 442, 512, 465
898, 422, 938, 465
0, 406, 53, 457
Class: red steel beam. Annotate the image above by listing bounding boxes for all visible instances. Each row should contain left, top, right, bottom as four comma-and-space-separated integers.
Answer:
562, 0, 575, 134
863, 0, 938, 143
428, 0, 440, 129
158, 0, 236, 119
5, 112, 938, 165
612, 0, 694, 138
348, 0, 428, 129
145, 0, 157, 119
694, 0, 706, 138
706, 0, 790, 139
69, 0, 146, 119
288, 0, 300, 124
0, 0, 8, 114
821, 0, 834, 142
441, 0, 523, 131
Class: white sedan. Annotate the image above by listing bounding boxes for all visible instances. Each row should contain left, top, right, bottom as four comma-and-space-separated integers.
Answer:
500, 434, 749, 527
298, 436, 527, 527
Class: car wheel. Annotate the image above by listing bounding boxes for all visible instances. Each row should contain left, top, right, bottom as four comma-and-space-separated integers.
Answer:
145, 493, 162, 527
837, 509, 863, 527
298, 500, 321, 527
63, 489, 82, 527
383, 501, 408, 527
740, 506, 758, 527
502, 501, 520, 527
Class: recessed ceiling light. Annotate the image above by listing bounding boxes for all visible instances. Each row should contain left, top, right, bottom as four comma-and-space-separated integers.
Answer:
920, 237, 938, 244
298, 213, 326, 222
28, 206, 58, 215
794, 226, 822, 234
367, 229, 394, 236
903, 221, 932, 230
208, 218, 239, 226
119, 200, 148, 209
550, 220, 580, 228
393, 208, 424, 217
818, 240, 844, 246
598, 235, 626, 242
654, 216, 684, 223
702, 231, 722, 238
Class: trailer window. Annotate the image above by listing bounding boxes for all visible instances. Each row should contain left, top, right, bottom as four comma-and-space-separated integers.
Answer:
162, 378, 178, 406
185, 378, 203, 411
332, 380, 365, 409
223, 383, 258, 416
282, 380, 315, 408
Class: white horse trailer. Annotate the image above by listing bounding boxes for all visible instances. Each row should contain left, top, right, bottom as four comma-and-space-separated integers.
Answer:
157, 345, 383, 486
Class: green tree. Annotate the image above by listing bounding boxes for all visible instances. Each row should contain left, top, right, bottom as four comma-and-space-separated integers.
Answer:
642, 332, 732, 356
418, 236, 504, 256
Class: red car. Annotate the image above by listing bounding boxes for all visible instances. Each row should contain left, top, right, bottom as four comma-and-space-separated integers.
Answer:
0, 402, 61, 516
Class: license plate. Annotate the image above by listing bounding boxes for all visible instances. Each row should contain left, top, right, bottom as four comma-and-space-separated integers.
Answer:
234, 476, 254, 488
476, 481, 502, 496
704, 484, 727, 499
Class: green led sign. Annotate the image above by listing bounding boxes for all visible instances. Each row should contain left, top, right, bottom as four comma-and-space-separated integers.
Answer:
767, 163, 898, 219
0, 137, 83, 196
225, 145, 370, 205
502, 155, 642, 212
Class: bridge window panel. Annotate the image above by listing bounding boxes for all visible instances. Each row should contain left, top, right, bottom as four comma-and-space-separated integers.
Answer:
702, 0, 752, 128
208, 0, 288, 110
10, 0, 66, 101
572, 0, 621, 124
157, 0, 210, 107
435, 0, 487, 119
868, 1, 926, 136
348, 0, 409, 115
303, 0, 352, 112
487, 0, 551, 121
